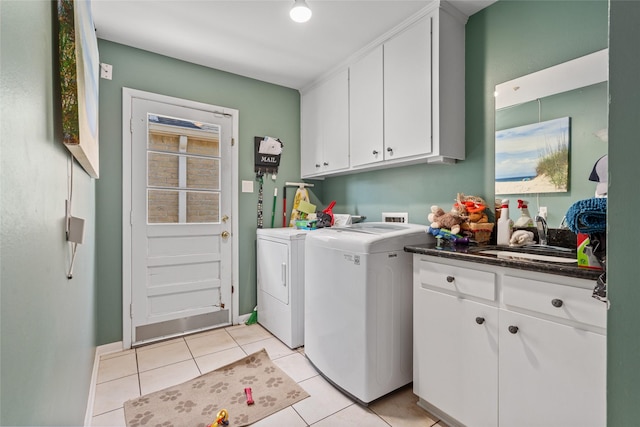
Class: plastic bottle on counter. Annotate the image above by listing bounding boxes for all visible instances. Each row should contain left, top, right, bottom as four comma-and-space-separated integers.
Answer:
514, 199, 534, 228
497, 199, 514, 245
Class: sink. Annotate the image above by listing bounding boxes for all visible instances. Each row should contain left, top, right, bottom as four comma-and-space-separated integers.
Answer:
476, 250, 577, 264
468, 244, 577, 264
516, 244, 574, 253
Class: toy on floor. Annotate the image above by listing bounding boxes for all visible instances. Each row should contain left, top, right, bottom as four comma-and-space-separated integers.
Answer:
245, 387, 255, 405
207, 409, 229, 426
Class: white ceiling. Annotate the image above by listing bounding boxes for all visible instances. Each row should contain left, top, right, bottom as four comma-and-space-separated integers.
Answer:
92, 0, 495, 90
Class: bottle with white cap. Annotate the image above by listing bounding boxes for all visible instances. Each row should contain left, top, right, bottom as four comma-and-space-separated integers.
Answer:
497, 199, 514, 245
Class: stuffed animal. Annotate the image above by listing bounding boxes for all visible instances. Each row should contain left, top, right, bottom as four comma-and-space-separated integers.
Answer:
428, 205, 465, 235
460, 210, 488, 232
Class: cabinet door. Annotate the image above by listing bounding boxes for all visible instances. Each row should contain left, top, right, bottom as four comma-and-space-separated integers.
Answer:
319, 69, 350, 173
300, 85, 323, 177
350, 46, 384, 167
499, 310, 606, 427
414, 286, 498, 426
384, 15, 432, 160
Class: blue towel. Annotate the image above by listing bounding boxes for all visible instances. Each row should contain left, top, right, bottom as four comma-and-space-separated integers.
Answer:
565, 198, 607, 234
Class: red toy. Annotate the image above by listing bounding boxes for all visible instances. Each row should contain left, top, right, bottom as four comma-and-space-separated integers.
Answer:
245, 387, 254, 405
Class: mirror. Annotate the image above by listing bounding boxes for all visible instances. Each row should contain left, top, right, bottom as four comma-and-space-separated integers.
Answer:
495, 49, 608, 227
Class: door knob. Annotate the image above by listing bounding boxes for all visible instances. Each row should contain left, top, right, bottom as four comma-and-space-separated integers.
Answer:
475, 317, 485, 325
551, 298, 563, 308
372, 150, 379, 155
221, 231, 230, 239
508, 325, 519, 334
387, 147, 393, 154
446, 276, 454, 283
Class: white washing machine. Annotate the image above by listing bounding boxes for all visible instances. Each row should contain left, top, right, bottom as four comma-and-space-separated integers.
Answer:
304, 222, 430, 404
256, 227, 308, 349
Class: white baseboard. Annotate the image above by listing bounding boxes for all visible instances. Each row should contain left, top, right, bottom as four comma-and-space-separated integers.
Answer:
84, 341, 124, 426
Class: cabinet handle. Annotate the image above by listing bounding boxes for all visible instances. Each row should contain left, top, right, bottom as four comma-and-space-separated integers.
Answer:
323, 162, 329, 166
475, 317, 485, 325
446, 276, 454, 283
551, 298, 564, 308
315, 163, 321, 168
508, 325, 519, 334
387, 147, 393, 154
372, 150, 379, 155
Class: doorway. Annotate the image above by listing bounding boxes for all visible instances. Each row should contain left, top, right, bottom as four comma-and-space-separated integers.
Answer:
122, 88, 239, 348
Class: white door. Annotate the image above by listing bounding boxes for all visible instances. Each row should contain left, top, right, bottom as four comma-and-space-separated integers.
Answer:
414, 287, 499, 427
499, 310, 606, 427
350, 45, 384, 168
384, 15, 432, 160
129, 97, 234, 345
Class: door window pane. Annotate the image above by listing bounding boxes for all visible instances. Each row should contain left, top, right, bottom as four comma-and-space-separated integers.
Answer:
146, 114, 221, 224
148, 189, 179, 223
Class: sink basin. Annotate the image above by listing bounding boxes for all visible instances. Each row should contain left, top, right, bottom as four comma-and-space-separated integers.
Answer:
517, 244, 574, 253
476, 250, 577, 264
469, 244, 575, 256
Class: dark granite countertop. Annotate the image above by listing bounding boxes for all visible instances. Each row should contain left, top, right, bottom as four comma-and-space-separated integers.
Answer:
405, 242, 603, 281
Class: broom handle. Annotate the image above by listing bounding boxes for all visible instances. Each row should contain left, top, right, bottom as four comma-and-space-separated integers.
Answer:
282, 186, 287, 227
270, 188, 277, 228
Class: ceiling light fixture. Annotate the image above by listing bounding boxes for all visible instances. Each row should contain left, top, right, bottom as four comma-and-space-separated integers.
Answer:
290, 0, 312, 23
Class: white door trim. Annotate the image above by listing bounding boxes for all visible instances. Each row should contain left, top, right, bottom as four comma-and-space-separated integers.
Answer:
122, 87, 239, 349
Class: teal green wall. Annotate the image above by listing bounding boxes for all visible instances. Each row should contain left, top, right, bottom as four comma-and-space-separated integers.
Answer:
1, 1, 97, 425
96, 40, 305, 344
608, 0, 640, 424
322, 0, 608, 227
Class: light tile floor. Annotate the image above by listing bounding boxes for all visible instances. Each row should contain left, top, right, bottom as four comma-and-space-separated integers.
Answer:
91, 324, 447, 426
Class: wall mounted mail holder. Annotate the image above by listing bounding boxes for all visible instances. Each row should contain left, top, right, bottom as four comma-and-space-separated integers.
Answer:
254, 136, 283, 177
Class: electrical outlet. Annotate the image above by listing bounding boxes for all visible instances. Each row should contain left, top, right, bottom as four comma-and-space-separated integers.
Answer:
539, 206, 548, 219
100, 63, 113, 80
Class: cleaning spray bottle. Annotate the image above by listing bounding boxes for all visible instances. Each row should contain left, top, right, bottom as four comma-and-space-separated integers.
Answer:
497, 199, 514, 245
514, 199, 534, 228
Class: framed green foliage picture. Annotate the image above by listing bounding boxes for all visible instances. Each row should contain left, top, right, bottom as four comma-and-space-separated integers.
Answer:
57, 0, 100, 178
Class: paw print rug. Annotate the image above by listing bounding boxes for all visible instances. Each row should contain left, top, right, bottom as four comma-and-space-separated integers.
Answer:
124, 349, 309, 426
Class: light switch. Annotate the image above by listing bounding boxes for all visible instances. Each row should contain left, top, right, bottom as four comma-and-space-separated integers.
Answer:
242, 180, 254, 193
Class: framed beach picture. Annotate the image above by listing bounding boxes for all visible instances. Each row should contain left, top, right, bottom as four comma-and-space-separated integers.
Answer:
495, 117, 570, 195
57, 0, 100, 178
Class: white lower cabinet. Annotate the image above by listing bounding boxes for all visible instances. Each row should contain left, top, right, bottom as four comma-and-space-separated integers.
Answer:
414, 286, 498, 426
413, 255, 606, 427
498, 310, 606, 427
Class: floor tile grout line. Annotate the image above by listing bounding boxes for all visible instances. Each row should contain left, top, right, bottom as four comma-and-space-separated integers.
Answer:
182, 335, 203, 376
135, 346, 142, 400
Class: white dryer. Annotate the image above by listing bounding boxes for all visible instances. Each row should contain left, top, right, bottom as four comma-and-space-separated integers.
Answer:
304, 222, 430, 404
256, 228, 308, 349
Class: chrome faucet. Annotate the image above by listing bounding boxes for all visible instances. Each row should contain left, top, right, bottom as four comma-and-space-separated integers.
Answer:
535, 215, 548, 245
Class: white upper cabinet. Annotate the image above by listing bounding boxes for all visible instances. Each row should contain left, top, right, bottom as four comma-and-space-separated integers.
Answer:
349, 45, 384, 168
301, 0, 466, 178
301, 69, 350, 177
383, 15, 433, 162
